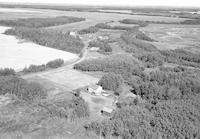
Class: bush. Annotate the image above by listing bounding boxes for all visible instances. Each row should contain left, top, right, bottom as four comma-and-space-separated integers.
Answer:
0, 68, 16, 76
99, 44, 112, 53
46, 59, 64, 68
98, 73, 123, 91
89, 40, 112, 53
78, 26, 99, 34
69, 96, 90, 120
95, 23, 112, 29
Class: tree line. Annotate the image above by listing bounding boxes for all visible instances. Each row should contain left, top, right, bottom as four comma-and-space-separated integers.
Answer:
0, 16, 85, 28
22, 59, 64, 73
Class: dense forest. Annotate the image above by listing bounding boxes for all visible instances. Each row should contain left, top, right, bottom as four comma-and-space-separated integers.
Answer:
5, 27, 84, 54
74, 26, 200, 138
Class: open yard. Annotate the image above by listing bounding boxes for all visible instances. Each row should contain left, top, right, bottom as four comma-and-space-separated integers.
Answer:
141, 24, 200, 50
80, 92, 114, 118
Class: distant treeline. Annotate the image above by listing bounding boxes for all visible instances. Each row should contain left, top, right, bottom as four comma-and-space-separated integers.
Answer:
95, 23, 137, 31
120, 18, 200, 25
5, 27, 84, 54
0, 16, 85, 28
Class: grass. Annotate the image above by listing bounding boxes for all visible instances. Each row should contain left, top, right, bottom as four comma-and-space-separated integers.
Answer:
141, 24, 200, 50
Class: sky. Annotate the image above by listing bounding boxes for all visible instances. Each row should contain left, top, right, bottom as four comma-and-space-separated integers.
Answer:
1, 0, 200, 7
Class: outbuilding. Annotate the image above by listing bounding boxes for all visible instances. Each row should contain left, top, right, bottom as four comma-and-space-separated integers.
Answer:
101, 107, 113, 116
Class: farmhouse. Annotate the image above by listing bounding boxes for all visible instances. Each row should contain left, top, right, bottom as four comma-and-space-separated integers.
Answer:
87, 84, 103, 96
101, 107, 113, 116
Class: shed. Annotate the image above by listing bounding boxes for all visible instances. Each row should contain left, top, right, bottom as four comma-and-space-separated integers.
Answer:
101, 107, 113, 116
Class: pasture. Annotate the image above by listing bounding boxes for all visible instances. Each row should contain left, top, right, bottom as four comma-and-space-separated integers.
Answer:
141, 24, 200, 50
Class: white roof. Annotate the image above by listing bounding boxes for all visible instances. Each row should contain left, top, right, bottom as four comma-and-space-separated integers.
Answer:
88, 84, 100, 90
102, 107, 113, 113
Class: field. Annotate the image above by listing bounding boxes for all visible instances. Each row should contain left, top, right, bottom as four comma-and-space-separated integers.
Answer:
46, 10, 187, 32
98, 9, 133, 14
0, 26, 78, 71
1, 5, 200, 139
141, 24, 200, 50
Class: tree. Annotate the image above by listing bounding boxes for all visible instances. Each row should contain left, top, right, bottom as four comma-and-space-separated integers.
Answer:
98, 73, 123, 91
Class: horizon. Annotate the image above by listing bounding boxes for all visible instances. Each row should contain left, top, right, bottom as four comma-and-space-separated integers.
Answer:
0, 0, 200, 8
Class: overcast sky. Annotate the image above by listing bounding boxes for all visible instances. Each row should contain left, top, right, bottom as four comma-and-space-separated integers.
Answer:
1, 0, 200, 7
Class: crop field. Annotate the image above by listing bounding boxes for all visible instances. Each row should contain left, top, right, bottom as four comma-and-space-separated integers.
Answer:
0, 26, 78, 71
141, 24, 200, 50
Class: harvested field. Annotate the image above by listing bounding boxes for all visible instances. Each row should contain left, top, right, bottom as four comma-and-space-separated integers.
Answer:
141, 24, 200, 50
23, 68, 99, 92
0, 26, 78, 71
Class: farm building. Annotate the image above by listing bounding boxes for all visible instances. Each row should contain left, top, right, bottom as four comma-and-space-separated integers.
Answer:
89, 47, 100, 51
69, 31, 77, 37
87, 84, 103, 96
101, 107, 113, 116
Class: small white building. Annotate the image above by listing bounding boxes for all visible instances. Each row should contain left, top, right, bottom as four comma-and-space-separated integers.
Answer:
87, 84, 103, 96
90, 47, 100, 51
69, 31, 77, 37
101, 107, 113, 116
